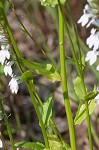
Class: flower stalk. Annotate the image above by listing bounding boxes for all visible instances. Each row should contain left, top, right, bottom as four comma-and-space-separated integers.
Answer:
58, 5, 77, 150
66, 2, 93, 149
59, 1, 93, 149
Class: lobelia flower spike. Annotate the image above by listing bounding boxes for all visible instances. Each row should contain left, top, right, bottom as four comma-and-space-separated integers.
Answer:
78, 0, 99, 106
78, 0, 99, 69
0, 28, 20, 94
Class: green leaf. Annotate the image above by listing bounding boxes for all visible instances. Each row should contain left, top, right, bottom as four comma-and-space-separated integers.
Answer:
42, 94, 53, 127
20, 70, 34, 81
47, 134, 70, 150
22, 59, 61, 82
15, 142, 45, 149
74, 76, 85, 99
40, 0, 66, 7
74, 99, 96, 125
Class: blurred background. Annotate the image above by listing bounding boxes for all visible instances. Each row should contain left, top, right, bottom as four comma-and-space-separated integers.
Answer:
0, 0, 99, 149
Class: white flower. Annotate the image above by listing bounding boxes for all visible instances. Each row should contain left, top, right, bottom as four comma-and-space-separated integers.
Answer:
78, 2, 99, 27
0, 139, 3, 148
86, 28, 99, 50
4, 61, 14, 76
91, 18, 99, 27
85, 50, 98, 65
0, 45, 10, 65
9, 76, 20, 94
78, 14, 90, 27
78, 4, 93, 27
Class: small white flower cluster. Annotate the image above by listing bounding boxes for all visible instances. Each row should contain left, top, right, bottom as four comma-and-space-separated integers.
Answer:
78, 0, 99, 67
78, 0, 99, 28
0, 30, 20, 94
78, 0, 99, 104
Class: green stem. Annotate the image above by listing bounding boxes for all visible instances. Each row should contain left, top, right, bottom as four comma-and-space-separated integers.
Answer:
58, 6, 77, 150
0, 94, 16, 150
58, 2, 93, 149
85, 101, 93, 150
27, 82, 49, 148
66, 2, 93, 148
83, 83, 93, 150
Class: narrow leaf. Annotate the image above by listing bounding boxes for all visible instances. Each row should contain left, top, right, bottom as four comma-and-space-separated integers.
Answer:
22, 59, 61, 82
42, 94, 53, 127
15, 142, 45, 150
74, 99, 96, 125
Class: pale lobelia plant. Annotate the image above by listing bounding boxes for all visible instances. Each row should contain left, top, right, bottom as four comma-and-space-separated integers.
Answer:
0, 0, 99, 150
